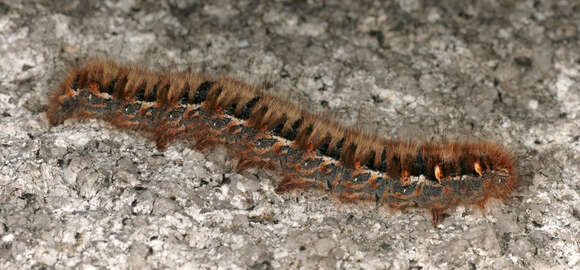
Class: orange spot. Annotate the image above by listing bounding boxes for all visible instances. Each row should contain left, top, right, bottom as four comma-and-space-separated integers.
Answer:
89, 82, 99, 91
434, 165, 443, 183
57, 95, 67, 105
354, 161, 361, 169
65, 86, 75, 96
474, 161, 483, 177
400, 170, 411, 185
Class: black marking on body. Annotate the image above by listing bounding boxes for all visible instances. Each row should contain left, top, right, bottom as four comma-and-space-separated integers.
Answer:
392, 154, 401, 177
61, 98, 74, 112
365, 150, 376, 170
145, 84, 158, 102
379, 148, 387, 172
253, 106, 269, 122
75, 70, 89, 89
316, 135, 331, 155
229, 124, 243, 133
105, 78, 117, 94
238, 96, 261, 119
193, 81, 214, 104
284, 117, 303, 141
329, 137, 344, 160
270, 114, 287, 137
415, 149, 425, 176
457, 159, 468, 177
135, 83, 146, 101
71, 74, 80, 90
224, 102, 237, 116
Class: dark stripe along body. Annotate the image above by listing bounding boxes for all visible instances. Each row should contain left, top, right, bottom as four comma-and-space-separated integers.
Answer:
47, 60, 518, 226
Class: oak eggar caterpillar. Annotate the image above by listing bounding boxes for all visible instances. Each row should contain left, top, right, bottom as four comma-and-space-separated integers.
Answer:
47, 59, 518, 226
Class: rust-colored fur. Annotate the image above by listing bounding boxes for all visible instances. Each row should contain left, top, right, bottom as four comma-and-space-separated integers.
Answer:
47, 59, 518, 226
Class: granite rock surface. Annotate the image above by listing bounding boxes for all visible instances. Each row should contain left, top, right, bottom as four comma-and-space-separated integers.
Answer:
0, 0, 578, 269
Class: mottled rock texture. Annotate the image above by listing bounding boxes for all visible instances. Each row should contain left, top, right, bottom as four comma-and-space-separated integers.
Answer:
0, 0, 578, 269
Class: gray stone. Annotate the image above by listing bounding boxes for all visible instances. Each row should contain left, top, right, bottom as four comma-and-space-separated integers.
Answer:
0, 0, 578, 269
313, 238, 336, 256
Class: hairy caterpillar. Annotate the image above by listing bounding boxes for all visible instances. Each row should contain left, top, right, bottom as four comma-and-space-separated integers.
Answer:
47, 59, 518, 226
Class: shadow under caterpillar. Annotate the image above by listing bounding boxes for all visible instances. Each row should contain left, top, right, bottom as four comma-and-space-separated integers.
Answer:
47, 59, 518, 226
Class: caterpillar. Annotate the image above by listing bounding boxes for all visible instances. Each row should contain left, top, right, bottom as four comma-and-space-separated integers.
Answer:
47, 59, 518, 226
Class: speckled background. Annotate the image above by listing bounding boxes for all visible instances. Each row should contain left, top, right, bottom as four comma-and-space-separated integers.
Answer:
0, 0, 579, 269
